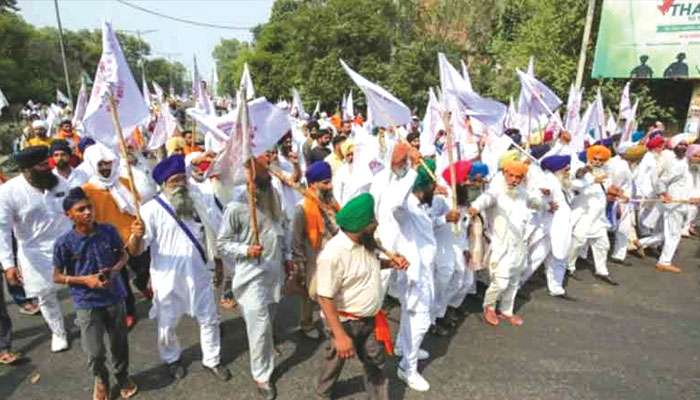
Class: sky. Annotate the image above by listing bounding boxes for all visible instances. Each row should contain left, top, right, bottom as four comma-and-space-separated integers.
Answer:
17, 0, 273, 78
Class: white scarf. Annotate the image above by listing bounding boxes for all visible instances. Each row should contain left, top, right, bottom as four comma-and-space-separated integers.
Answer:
83, 143, 138, 216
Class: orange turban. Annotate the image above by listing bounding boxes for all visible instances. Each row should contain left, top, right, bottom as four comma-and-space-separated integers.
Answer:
502, 160, 529, 177
586, 145, 612, 162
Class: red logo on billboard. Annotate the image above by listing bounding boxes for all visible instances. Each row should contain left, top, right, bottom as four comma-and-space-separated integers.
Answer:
658, 0, 675, 15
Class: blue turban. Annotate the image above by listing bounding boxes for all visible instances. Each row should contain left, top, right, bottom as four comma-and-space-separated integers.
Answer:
13, 146, 48, 169
305, 161, 332, 184
63, 187, 88, 212
594, 137, 614, 148
78, 137, 96, 153
152, 154, 186, 185
504, 128, 522, 145
530, 144, 551, 160
578, 151, 587, 163
50, 139, 72, 155
469, 162, 489, 179
541, 155, 571, 173
631, 131, 644, 143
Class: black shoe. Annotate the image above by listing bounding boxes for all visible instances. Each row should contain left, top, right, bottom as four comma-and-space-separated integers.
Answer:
550, 293, 577, 301
256, 381, 277, 400
167, 360, 186, 380
594, 274, 619, 286
448, 306, 466, 319
567, 270, 582, 281
429, 324, 449, 337
205, 364, 231, 381
438, 316, 456, 329
609, 258, 631, 266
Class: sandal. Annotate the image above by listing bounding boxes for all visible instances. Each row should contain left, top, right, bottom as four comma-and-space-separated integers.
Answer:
119, 378, 139, 399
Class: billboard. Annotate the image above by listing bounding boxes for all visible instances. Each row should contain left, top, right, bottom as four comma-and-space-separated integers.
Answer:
592, 0, 700, 79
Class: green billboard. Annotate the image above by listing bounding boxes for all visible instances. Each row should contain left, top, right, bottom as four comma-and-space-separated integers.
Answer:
592, 0, 700, 79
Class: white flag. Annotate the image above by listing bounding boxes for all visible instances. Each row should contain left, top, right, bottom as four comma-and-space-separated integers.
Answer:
439, 53, 506, 130
575, 94, 605, 149
516, 69, 562, 119
622, 99, 639, 142
312, 100, 320, 118
343, 90, 354, 120
340, 59, 411, 128
72, 80, 88, 126
152, 81, 164, 103
420, 87, 445, 156
291, 88, 306, 119
504, 97, 519, 129
0, 89, 9, 116
240, 63, 255, 101
460, 59, 473, 93
564, 84, 583, 133
56, 89, 71, 106
606, 114, 617, 136
207, 93, 251, 185
192, 55, 213, 115
142, 79, 151, 108
82, 21, 149, 148
619, 81, 633, 120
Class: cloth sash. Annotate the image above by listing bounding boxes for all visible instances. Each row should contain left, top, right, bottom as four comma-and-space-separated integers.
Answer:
155, 195, 207, 264
338, 310, 393, 355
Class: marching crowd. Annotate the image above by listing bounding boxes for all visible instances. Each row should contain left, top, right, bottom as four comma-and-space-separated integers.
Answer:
0, 105, 699, 400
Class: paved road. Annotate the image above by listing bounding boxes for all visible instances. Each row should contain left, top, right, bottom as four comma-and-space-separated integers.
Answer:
1, 237, 699, 400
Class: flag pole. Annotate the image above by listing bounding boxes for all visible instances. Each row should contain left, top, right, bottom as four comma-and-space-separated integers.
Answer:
107, 91, 142, 216
239, 93, 260, 248
441, 111, 459, 220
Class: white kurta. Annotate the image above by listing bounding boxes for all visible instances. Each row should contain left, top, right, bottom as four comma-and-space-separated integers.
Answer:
0, 175, 72, 297
333, 162, 370, 207
271, 154, 302, 222
53, 167, 90, 188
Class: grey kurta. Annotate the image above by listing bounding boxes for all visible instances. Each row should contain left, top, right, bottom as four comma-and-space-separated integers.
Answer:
216, 188, 290, 309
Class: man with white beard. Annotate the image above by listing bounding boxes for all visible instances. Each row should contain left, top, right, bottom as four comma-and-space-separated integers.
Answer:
683, 144, 700, 236
468, 160, 548, 327
127, 155, 231, 382
389, 159, 437, 392
638, 134, 700, 272
0, 146, 71, 352
534, 155, 574, 298
567, 145, 620, 285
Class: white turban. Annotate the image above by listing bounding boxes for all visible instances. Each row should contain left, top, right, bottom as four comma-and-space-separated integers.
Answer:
669, 133, 688, 148
31, 120, 48, 130
83, 143, 137, 215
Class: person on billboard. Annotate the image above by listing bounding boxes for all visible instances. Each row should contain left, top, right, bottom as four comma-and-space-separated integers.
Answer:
663, 53, 689, 78
630, 55, 653, 78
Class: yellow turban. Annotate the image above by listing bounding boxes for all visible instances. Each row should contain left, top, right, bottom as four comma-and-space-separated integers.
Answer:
340, 140, 355, 158
529, 130, 543, 146
498, 149, 520, 170
622, 144, 646, 162
502, 160, 529, 177
166, 136, 186, 156
586, 145, 611, 162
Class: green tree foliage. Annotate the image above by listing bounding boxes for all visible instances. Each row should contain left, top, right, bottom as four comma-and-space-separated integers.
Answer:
213, 0, 689, 128
0, 11, 186, 109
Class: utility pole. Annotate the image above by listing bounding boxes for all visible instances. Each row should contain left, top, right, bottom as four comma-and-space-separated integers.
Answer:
119, 29, 158, 82
53, 0, 73, 104
575, 0, 596, 90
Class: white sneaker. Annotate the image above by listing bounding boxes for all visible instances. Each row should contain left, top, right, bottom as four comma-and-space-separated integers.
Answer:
397, 368, 430, 392
394, 347, 430, 361
51, 334, 68, 353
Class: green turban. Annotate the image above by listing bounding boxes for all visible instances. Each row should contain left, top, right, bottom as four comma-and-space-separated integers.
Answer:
413, 158, 435, 191
335, 193, 375, 233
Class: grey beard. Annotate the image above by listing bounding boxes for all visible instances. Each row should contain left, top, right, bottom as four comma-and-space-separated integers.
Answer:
165, 186, 195, 219
557, 171, 572, 189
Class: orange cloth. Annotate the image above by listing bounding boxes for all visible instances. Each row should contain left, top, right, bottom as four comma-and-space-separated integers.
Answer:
339, 310, 393, 355
302, 190, 339, 250
330, 113, 342, 130
586, 144, 612, 162
184, 143, 203, 155
502, 160, 529, 177
353, 115, 364, 126
82, 178, 136, 243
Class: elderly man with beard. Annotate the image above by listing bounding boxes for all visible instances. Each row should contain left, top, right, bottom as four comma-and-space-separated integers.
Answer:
82, 143, 142, 327
291, 161, 339, 340
387, 159, 437, 392
468, 160, 546, 327
127, 155, 231, 382
216, 153, 291, 400
314, 193, 408, 400
638, 134, 700, 272
535, 155, 574, 298
51, 140, 89, 187
0, 146, 70, 352
567, 145, 620, 285
333, 140, 364, 207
